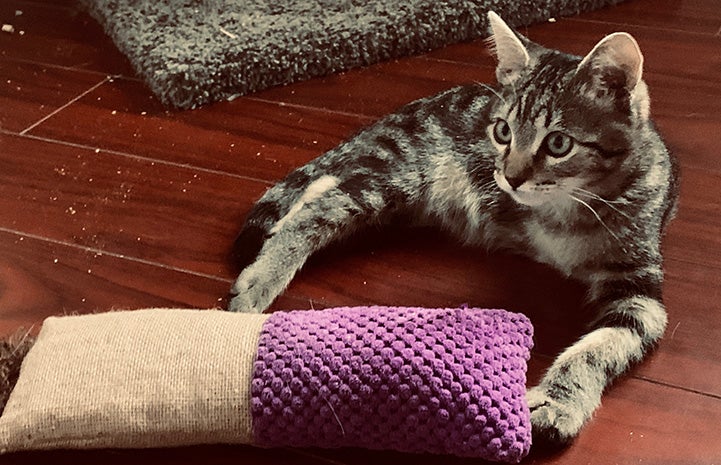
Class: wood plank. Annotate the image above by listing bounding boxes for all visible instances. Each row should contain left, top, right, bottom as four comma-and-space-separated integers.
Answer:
568, 0, 721, 35
26, 77, 370, 181
24, 17, 719, 179
18, 55, 721, 179
0, 60, 104, 133
637, 257, 721, 396
0, 1, 134, 76
541, 380, 721, 464
247, 6, 720, 118
251, 58, 495, 118
655, 115, 721, 173
0, 132, 268, 277
0, 230, 226, 335
665, 167, 721, 269
527, 22, 721, 107
644, 73, 721, 174
0, 225, 308, 335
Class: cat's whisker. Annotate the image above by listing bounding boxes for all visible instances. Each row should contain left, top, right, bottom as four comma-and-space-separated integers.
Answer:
479, 179, 499, 191
571, 188, 633, 221
573, 187, 627, 205
475, 82, 506, 103
573, 188, 633, 220
568, 194, 623, 244
469, 170, 499, 192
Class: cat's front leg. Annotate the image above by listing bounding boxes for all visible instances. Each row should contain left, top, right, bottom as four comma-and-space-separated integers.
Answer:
229, 174, 362, 313
528, 275, 667, 446
229, 160, 402, 313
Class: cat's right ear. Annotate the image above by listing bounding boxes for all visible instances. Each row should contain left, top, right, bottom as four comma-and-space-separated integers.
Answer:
486, 12, 530, 86
574, 33, 645, 114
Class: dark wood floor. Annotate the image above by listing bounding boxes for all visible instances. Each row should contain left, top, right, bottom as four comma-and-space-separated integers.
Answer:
1, 0, 720, 463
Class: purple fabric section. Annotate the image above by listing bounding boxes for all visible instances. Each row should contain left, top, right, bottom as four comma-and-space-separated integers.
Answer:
250, 306, 533, 463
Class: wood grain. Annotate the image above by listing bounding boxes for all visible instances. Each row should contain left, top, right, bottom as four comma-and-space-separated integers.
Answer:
568, 0, 721, 34
0, 132, 267, 276
26, 77, 370, 181
251, 58, 496, 118
0, 1, 134, 76
0, 229, 226, 333
0, 60, 104, 133
665, 167, 721, 268
641, 256, 721, 396
0, 226, 308, 335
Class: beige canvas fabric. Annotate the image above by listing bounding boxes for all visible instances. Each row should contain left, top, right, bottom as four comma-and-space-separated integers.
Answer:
0, 308, 269, 452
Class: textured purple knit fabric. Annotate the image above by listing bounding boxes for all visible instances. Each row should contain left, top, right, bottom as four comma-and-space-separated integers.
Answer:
251, 306, 533, 463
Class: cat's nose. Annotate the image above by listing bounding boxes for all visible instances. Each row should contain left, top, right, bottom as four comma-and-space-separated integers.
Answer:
505, 175, 526, 190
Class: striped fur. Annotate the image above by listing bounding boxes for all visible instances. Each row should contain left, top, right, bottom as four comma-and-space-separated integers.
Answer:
228, 12, 679, 446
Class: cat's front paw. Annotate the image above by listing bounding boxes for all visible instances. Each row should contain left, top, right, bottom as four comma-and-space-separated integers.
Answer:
227, 268, 275, 313
227, 290, 262, 313
526, 386, 587, 448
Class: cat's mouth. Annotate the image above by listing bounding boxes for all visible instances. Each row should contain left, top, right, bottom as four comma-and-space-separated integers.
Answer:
494, 170, 552, 207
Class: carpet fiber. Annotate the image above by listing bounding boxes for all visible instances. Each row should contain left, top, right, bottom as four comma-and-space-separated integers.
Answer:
80, 0, 625, 110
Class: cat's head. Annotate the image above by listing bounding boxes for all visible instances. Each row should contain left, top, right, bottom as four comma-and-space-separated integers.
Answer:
485, 12, 650, 210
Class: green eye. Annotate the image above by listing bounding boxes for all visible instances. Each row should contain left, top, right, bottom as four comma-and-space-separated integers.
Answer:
493, 119, 512, 145
544, 132, 574, 158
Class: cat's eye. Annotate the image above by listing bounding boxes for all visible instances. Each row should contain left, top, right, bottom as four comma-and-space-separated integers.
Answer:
493, 119, 512, 145
544, 132, 574, 158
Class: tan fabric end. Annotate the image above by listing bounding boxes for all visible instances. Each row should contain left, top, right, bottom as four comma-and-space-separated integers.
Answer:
0, 308, 269, 452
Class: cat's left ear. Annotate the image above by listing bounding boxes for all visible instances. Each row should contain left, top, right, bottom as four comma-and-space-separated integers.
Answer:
575, 33, 644, 110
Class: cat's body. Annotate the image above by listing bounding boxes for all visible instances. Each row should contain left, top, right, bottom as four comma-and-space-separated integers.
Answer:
229, 13, 679, 446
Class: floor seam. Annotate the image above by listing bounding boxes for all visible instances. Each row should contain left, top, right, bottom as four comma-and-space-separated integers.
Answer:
635, 375, 721, 401
9, 131, 274, 185
0, 225, 231, 285
246, 97, 377, 122
3, 57, 141, 81
0, 225, 322, 308
567, 17, 718, 37
19, 75, 114, 135
526, 354, 720, 400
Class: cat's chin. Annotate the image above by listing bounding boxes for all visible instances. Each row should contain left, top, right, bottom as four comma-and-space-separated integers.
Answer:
505, 190, 549, 207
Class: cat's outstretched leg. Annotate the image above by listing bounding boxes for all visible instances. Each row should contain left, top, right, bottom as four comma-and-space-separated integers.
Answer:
229, 172, 391, 313
230, 175, 351, 313
527, 276, 667, 446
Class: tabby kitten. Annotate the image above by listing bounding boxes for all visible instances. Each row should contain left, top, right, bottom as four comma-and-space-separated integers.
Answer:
228, 12, 679, 446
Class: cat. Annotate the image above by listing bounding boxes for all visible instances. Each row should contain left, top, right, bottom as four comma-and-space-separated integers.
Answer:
227, 12, 680, 446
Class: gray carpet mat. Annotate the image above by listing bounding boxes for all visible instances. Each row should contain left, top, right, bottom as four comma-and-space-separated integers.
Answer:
80, 0, 625, 110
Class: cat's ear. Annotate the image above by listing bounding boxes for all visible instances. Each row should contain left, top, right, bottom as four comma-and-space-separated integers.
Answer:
575, 33, 644, 110
487, 11, 530, 86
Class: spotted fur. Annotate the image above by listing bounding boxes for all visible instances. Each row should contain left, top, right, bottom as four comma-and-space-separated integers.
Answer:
229, 12, 679, 446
